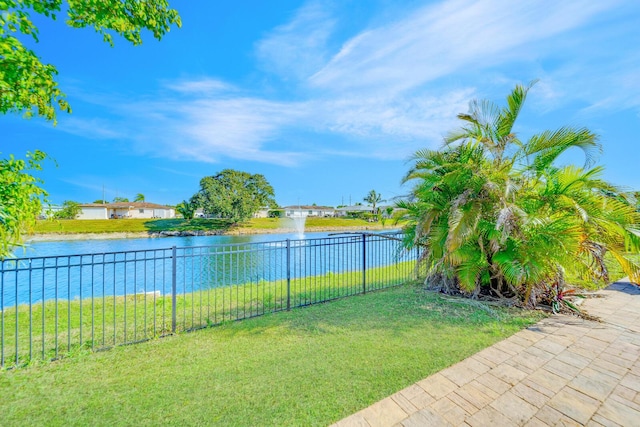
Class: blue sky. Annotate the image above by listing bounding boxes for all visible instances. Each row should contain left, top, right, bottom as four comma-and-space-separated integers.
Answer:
3, 0, 639, 207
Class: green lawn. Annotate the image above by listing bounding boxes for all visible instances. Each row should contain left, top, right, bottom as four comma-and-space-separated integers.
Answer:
242, 217, 385, 230
1, 261, 416, 367
31, 217, 393, 235
0, 284, 544, 426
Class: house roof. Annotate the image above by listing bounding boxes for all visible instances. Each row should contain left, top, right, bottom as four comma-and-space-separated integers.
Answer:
282, 205, 335, 210
80, 202, 172, 209
336, 205, 375, 212
78, 203, 107, 208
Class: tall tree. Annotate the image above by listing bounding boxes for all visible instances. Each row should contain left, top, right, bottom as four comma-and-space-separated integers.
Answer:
192, 169, 277, 223
1, 1, 181, 258
364, 190, 383, 213
399, 83, 640, 307
112, 197, 129, 203
134, 193, 145, 202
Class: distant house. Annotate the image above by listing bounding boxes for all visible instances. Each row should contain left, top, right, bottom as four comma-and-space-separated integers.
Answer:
78, 204, 109, 220
77, 202, 175, 220
39, 204, 63, 219
282, 205, 335, 218
252, 208, 272, 218
334, 205, 375, 217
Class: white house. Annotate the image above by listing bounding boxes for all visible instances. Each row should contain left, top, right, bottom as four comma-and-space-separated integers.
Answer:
77, 204, 109, 220
283, 205, 335, 218
252, 208, 272, 218
77, 202, 175, 220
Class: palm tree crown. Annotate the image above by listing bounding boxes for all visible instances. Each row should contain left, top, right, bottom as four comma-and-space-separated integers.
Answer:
399, 83, 640, 306
364, 190, 383, 212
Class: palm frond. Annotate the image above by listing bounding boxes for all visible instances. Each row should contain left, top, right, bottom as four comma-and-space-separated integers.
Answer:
495, 81, 534, 143
524, 127, 601, 173
608, 248, 640, 285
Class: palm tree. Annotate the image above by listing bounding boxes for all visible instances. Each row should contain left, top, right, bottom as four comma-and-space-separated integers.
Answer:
134, 193, 145, 202
364, 190, 383, 213
176, 199, 196, 220
399, 83, 640, 307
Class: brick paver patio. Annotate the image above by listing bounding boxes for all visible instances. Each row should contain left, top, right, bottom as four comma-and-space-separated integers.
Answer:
333, 279, 640, 426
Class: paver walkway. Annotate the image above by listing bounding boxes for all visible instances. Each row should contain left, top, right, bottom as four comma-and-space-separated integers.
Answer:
333, 279, 640, 426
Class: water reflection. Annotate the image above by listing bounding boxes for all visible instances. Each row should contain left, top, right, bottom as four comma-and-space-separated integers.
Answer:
19, 231, 325, 259
3, 232, 410, 308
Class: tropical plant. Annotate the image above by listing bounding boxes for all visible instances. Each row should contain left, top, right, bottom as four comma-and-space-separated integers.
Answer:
380, 206, 395, 226
134, 193, 145, 202
544, 283, 584, 314
53, 200, 81, 219
176, 199, 196, 220
0, 151, 48, 258
364, 190, 383, 212
113, 197, 129, 203
398, 82, 640, 307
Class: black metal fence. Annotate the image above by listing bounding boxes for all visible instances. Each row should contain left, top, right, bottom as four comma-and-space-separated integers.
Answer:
0, 232, 417, 368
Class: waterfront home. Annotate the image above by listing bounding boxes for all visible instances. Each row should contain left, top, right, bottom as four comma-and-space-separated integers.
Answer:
283, 205, 335, 217
77, 202, 175, 220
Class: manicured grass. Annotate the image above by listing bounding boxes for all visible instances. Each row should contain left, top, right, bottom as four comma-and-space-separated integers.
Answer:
235, 217, 290, 230
1, 261, 416, 367
0, 284, 544, 426
31, 218, 233, 234
31, 217, 391, 235
33, 218, 148, 233
146, 218, 234, 232
242, 217, 384, 230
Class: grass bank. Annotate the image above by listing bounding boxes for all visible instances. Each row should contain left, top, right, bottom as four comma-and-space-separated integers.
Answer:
31, 217, 391, 235
0, 284, 544, 426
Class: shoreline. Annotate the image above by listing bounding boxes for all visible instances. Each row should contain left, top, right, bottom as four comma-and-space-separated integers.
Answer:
26, 225, 391, 242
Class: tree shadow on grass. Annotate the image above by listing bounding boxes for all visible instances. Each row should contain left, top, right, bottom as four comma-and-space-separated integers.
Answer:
143, 218, 235, 232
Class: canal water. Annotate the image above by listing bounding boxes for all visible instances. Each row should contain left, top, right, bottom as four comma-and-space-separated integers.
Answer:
17, 231, 335, 259
2, 231, 408, 308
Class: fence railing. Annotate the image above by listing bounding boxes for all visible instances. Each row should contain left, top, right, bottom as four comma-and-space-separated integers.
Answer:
0, 232, 417, 368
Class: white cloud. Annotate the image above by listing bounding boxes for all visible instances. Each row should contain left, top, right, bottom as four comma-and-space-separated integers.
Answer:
125, 96, 311, 166
57, 117, 124, 139
165, 79, 236, 95
309, 0, 615, 94
55, 0, 637, 167
306, 88, 475, 158
255, 1, 337, 80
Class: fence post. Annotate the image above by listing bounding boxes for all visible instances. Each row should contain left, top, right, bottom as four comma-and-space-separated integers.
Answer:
362, 234, 367, 294
171, 246, 177, 333
286, 239, 291, 310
